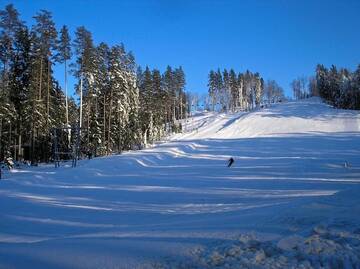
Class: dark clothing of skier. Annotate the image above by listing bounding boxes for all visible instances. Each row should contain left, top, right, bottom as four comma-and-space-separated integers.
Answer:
228, 157, 234, 167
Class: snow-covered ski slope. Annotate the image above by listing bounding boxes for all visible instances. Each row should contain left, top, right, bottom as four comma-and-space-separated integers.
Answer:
177, 97, 360, 139
1, 98, 360, 268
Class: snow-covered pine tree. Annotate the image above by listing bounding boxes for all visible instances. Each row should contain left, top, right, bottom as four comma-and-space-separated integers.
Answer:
123, 52, 141, 150
73, 26, 103, 156
111, 45, 127, 152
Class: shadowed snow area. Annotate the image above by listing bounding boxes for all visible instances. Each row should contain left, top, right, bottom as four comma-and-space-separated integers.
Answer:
1, 98, 360, 268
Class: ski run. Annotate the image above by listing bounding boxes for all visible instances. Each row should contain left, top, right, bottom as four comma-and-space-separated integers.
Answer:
1, 98, 360, 269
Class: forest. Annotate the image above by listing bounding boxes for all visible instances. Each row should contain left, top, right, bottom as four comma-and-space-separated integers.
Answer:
0, 4, 186, 163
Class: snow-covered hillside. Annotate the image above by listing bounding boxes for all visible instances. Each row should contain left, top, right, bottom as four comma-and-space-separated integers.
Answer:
1, 98, 360, 268
177, 97, 360, 139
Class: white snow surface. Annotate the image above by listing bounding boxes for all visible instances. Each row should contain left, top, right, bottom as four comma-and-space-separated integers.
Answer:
1, 98, 360, 268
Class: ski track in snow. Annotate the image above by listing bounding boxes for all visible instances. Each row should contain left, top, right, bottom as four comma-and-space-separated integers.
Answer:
0, 98, 360, 268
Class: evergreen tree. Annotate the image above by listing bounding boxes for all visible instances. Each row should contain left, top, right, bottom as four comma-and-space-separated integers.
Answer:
95, 42, 110, 154
55, 25, 71, 128
222, 69, 230, 111
174, 66, 186, 119
162, 65, 175, 124
73, 26, 101, 156
237, 73, 245, 109
138, 66, 154, 144
208, 70, 217, 111
229, 69, 237, 111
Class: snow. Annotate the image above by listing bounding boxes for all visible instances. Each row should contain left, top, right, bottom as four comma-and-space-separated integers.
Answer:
1, 98, 360, 268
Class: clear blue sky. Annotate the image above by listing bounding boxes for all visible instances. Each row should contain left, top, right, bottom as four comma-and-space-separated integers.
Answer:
2, 0, 360, 98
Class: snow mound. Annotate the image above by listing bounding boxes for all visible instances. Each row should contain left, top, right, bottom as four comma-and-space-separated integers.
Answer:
157, 226, 360, 269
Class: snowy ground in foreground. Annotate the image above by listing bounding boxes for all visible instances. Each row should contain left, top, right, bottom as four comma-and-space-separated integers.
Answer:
1, 98, 360, 269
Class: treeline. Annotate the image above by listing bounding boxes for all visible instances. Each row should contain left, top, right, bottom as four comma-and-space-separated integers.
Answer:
0, 4, 187, 163
315, 64, 360, 110
290, 76, 318, 100
290, 65, 360, 110
207, 69, 285, 112
137, 66, 186, 144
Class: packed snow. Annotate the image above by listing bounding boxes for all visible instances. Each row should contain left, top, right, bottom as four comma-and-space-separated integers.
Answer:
1, 98, 360, 268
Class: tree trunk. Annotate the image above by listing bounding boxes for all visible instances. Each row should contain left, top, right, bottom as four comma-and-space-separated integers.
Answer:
0, 119, 2, 159
65, 60, 71, 145
18, 128, 22, 161
9, 123, 12, 157
65, 59, 69, 127
180, 94, 183, 119
107, 88, 113, 155
103, 94, 106, 153
39, 58, 43, 100
173, 99, 176, 121
79, 74, 83, 129
47, 58, 50, 121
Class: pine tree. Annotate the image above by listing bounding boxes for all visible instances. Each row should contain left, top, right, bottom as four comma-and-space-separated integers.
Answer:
138, 66, 153, 144
152, 68, 165, 136
237, 73, 245, 109
174, 66, 186, 119
215, 69, 223, 111
353, 65, 360, 109
316, 64, 329, 101
229, 69, 237, 111
32, 9, 57, 120
9, 26, 31, 160
208, 70, 217, 111
95, 42, 110, 154
55, 25, 71, 128
162, 65, 175, 125
124, 52, 141, 149
222, 69, 230, 111
73, 26, 102, 156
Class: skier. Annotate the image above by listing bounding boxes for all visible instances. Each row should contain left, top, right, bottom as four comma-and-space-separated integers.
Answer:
227, 157, 234, 167
4, 156, 14, 169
